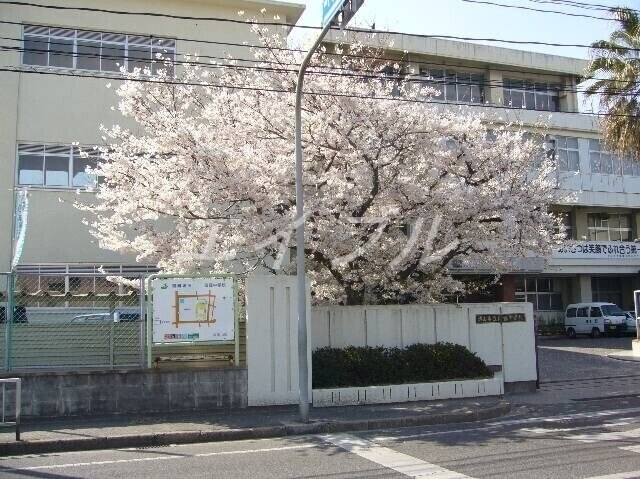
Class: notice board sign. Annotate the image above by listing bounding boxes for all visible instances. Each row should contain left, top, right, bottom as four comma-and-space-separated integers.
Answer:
150, 275, 236, 344
476, 313, 526, 324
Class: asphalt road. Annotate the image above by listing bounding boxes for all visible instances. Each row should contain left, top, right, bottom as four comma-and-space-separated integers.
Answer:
538, 336, 639, 383
5, 403, 640, 478
4, 336, 640, 479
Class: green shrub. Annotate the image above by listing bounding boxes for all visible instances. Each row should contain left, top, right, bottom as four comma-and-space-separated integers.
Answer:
537, 319, 565, 336
312, 342, 492, 388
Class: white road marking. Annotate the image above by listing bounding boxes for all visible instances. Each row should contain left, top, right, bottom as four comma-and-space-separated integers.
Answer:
324, 433, 473, 479
7, 407, 640, 475
487, 408, 640, 427
563, 424, 640, 479
520, 419, 640, 435
1, 444, 317, 471
564, 427, 640, 443
373, 425, 497, 442
583, 471, 640, 479
620, 445, 640, 454
373, 409, 640, 441
521, 426, 593, 434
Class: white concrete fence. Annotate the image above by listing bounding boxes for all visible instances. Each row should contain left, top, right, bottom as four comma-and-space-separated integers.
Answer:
246, 275, 312, 406
312, 302, 536, 387
247, 275, 537, 407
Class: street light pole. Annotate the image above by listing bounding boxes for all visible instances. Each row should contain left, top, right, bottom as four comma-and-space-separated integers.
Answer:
295, 0, 365, 424
294, 20, 333, 424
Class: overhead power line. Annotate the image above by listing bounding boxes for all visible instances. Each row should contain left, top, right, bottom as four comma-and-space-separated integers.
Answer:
4, 43, 640, 98
459, 0, 612, 20
0, 1, 318, 28
0, 26, 597, 83
528, 0, 640, 15
0, 25, 629, 86
4, 1, 640, 52
1, 1, 637, 99
0, 65, 635, 119
467, 0, 640, 21
4, 31, 640, 93
0, 19, 299, 54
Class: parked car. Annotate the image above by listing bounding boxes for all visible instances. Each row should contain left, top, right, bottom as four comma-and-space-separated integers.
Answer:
565, 302, 628, 338
71, 313, 111, 323
113, 309, 142, 322
625, 311, 637, 335
71, 308, 142, 324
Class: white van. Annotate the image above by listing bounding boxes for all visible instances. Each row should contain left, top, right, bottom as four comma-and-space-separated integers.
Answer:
565, 303, 628, 338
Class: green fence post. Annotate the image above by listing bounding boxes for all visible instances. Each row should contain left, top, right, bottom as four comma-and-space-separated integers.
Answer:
139, 276, 146, 368
234, 277, 240, 367
108, 322, 114, 369
5, 272, 14, 372
146, 276, 154, 368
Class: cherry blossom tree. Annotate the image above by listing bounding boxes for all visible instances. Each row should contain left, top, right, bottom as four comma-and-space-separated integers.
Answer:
78, 23, 565, 305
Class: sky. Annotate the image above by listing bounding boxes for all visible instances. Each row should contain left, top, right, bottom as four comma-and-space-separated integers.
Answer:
289, 0, 640, 59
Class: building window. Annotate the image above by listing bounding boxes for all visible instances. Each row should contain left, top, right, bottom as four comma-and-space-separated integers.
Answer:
554, 211, 573, 239
22, 25, 176, 75
515, 276, 563, 311
380, 65, 402, 96
587, 213, 632, 241
589, 139, 621, 175
503, 79, 560, 112
520, 132, 548, 168
623, 155, 640, 176
549, 136, 580, 172
589, 139, 640, 176
17, 144, 99, 189
420, 68, 484, 104
592, 277, 623, 307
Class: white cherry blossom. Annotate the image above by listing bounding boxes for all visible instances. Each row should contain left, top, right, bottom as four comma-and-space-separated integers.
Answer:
77, 26, 566, 304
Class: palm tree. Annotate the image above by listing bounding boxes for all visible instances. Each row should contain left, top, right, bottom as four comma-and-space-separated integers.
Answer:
585, 7, 640, 158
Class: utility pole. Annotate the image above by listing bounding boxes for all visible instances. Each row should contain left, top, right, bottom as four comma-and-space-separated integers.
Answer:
294, 0, 364, 423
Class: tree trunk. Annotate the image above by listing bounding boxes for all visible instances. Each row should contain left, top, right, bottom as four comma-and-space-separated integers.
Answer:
344, 284, 365, 305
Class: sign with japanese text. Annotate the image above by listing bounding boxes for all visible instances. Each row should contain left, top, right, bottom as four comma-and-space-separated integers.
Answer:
554, 242, 640, 260
151, 276, 235, 343
322, 0, 364, 28
476, 313, 526, 324
322, 0, 343, 27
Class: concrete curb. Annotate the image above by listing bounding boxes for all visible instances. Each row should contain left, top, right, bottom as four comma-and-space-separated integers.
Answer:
0, 401, 511, 456
608, 352, 640, 363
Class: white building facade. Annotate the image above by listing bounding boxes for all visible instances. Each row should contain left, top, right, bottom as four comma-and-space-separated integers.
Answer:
0, 0, 304, 296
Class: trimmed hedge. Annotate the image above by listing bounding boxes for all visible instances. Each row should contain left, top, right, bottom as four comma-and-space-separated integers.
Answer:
312, 343, 492, 388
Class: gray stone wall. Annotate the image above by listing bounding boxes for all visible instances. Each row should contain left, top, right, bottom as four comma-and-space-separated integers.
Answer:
504, 380, 537, 394
0, 368, 247, 418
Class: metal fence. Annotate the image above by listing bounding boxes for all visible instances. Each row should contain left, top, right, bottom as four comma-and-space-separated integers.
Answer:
0, 272, 147, 372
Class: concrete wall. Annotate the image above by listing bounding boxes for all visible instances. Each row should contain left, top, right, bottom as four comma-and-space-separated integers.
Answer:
246, 275, 312, 406
312, 302, 537, 388
0, 367, 247, 418
313, 374, 504, 407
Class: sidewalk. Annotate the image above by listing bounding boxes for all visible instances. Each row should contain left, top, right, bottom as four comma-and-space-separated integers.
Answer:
608, 350, 640, 362
0, 397, 509, 456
